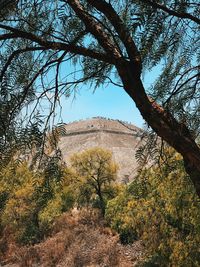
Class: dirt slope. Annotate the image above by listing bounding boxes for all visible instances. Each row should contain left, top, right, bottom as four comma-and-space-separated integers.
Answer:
1, 210, 143, 267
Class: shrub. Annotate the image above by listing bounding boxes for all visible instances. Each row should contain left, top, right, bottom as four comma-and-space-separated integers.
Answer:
106, 150, 200, 266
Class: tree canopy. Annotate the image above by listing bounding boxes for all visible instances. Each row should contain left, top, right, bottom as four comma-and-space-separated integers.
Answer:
71, 147, 118, 214
0, 1, 199, 195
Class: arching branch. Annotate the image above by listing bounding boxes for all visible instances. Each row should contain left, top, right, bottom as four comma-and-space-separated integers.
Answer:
0, 46, 46, 82
0, 23, 115, 64
67, 0, 121, 59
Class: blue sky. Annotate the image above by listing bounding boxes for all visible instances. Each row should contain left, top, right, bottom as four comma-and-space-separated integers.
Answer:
57, 66, 159, 128
36, 60, 160, 129
59, 84, 144, 127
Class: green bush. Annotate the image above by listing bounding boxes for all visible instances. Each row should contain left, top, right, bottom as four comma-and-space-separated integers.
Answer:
0, 161, 76, 244
106, 150, 200, 266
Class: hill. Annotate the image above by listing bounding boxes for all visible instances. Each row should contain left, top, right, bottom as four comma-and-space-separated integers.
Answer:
59, 117, 142, 182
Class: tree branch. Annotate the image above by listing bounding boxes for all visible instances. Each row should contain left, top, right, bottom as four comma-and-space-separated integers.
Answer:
143, 0, 200, 25
0, 23, 115, 64
87, 0, 142, 75
0, 46, 46, 82
67, 0, 121, 59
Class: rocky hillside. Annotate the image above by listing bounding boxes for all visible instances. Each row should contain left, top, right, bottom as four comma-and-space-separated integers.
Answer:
59, 117, 143, 182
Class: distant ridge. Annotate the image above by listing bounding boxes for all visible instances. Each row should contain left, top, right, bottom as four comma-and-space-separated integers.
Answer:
59, 117, 143, 182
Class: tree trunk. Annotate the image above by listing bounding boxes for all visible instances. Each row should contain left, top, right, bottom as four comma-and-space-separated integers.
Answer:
96, 186, 105, 216
116, 61, 200, 197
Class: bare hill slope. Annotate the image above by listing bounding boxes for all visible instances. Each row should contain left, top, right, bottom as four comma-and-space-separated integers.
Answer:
59, 117, 142, 182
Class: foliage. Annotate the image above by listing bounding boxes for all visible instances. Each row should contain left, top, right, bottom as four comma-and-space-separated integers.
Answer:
0, 162, 42, 243
0, 0, 200, 193
38, 180, 76, 233
0, 160, 76, 244
1, 146, 200, 266
0, 148, 118, 245
70, 147, 118, 215
106, 149, 200, 266
0, 0, 198, 128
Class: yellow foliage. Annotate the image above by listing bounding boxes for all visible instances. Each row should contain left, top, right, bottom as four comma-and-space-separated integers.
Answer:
0, 160, 76, 244
106, 149, 200, 266
38, 195, 63, 228
70, 147, 118, 214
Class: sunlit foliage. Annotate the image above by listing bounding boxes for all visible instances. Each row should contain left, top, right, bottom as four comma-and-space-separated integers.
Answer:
106, 149, 200, 266
71, 147, 119, 215
0, 161, 76, 244
1, 146, 200, 266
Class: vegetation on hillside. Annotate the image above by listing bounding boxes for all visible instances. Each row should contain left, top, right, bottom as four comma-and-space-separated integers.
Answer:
0, 1, 199, 265
106, 149, 200, 266
0, 147, 199, 266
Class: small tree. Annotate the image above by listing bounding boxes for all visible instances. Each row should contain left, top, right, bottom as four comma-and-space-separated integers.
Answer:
71, 147, 118, 215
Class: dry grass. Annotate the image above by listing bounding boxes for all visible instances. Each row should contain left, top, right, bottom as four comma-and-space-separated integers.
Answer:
1, 209, 143, 267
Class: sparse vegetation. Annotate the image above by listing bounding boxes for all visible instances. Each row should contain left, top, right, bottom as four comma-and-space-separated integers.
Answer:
1, 209, 143, 267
